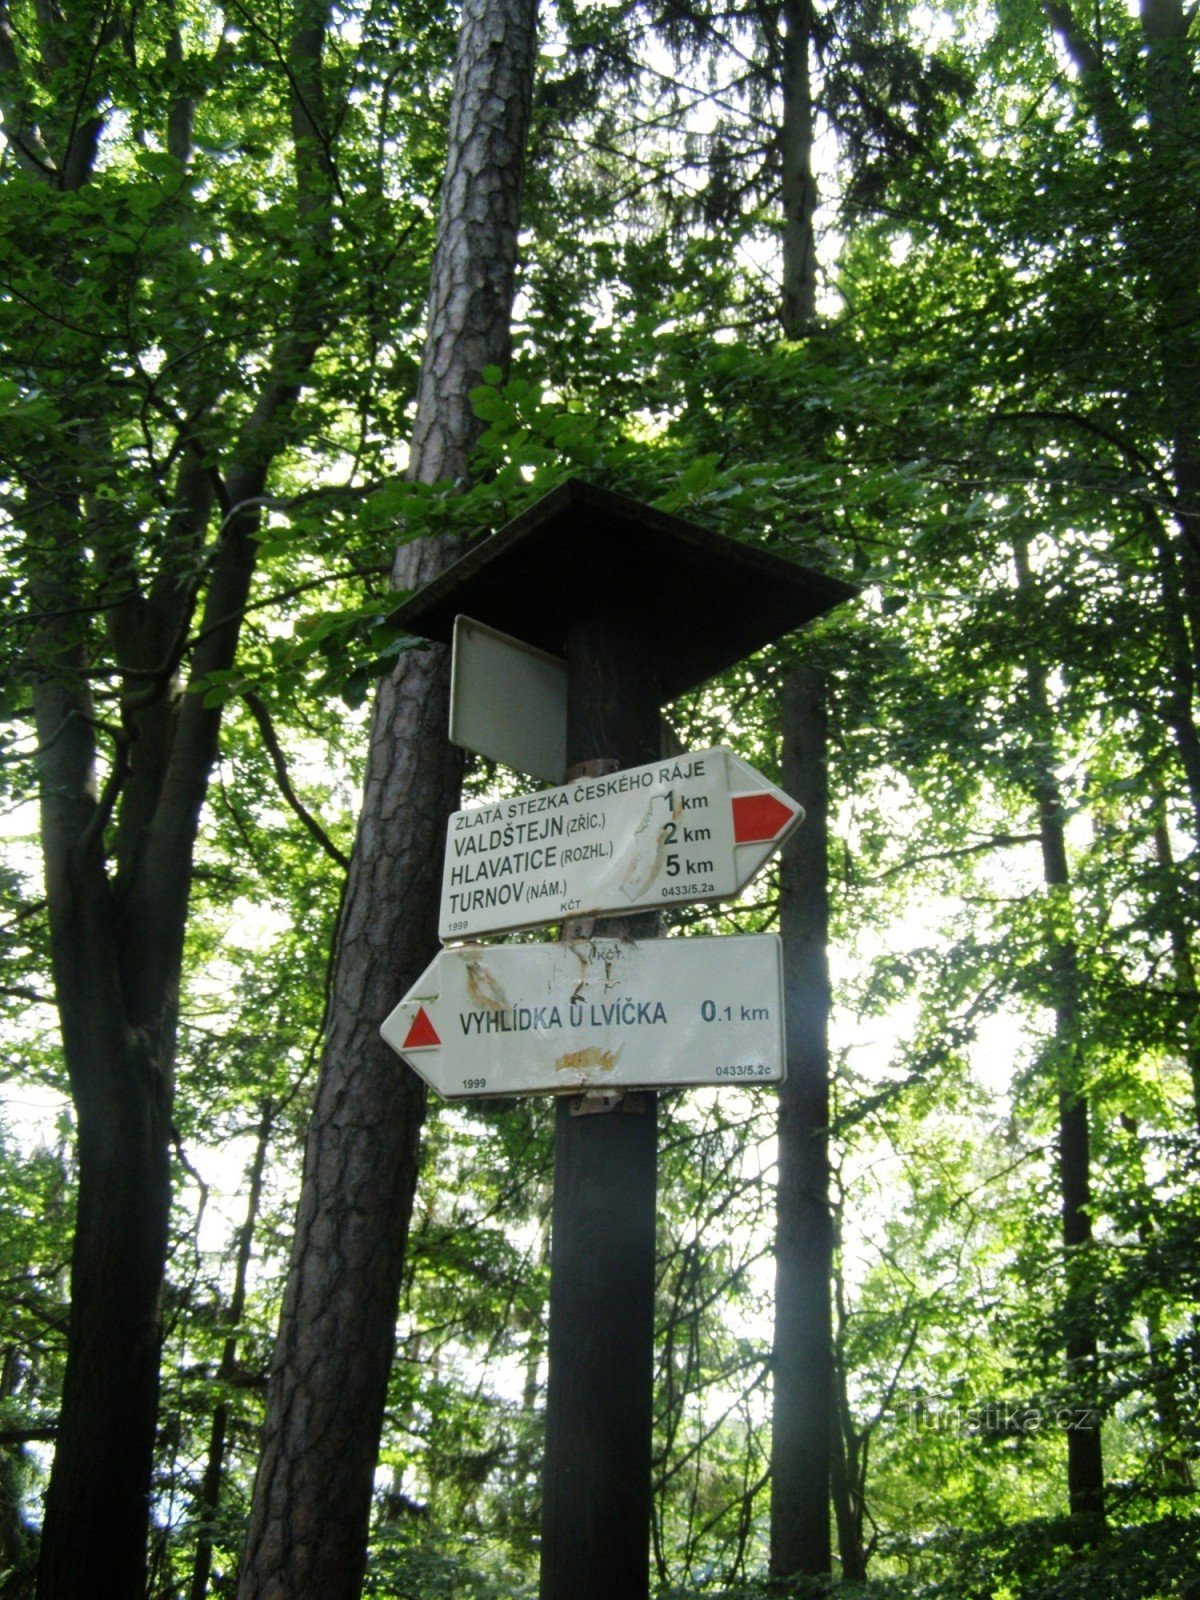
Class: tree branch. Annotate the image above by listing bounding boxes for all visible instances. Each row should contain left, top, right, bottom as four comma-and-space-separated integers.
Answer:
0, 0, 57, 182
242, 690, 350, 870
1040, 0, 1135, 150
862, 831, 1042, 883
0, 983, 53, 1004
0, 1425, 58, 1444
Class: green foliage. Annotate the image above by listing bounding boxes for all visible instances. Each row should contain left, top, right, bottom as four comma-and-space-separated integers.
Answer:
0, 1123, 71, 1587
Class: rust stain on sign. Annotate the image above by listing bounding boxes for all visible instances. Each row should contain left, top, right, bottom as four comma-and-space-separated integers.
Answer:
465, 959, 507, 1011
555, 1045, 621, 1074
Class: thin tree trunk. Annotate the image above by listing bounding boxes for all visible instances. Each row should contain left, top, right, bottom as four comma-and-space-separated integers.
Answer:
770, 666, 833, 1581
771, 0, 833, 1563
1117, 1113, 1194, 1490
829, 1419, 867, 1582
236, 4, 537, 1595
1013, 537, 1106, 1534
1151, 802, 1200, 1131
1139, 0, 1200, 653
1043, 0, 1200, 849
1147, 514, 1200, 869
829, 1202, 869, 1581
1, 1352, 32, 1579
189, 1107, 274, 1600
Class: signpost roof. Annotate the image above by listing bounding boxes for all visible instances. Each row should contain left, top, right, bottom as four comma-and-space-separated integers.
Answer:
389, 478, 856, 702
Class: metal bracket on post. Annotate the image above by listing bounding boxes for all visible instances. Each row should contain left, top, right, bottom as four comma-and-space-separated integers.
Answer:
569, 1090, 623, 1117
565, 758, 620, 782
568, 1089, 650, 1117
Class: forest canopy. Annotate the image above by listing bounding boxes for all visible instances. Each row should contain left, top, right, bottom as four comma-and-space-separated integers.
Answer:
1, 0, 1198, 1594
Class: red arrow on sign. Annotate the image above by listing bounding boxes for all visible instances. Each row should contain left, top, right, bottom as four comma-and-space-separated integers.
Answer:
402, 1006, 441, 1050
731, 792, 798, 845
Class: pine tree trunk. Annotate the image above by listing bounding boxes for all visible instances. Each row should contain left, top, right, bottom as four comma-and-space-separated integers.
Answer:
236, 4, 536, 1595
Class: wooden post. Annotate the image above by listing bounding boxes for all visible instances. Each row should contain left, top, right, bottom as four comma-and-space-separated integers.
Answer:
539, 609, 661, 1600
770, 665, 834, 1579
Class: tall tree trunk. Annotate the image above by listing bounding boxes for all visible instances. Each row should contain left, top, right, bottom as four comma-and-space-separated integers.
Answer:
24, 2, 339, 1586
770, 666, 833, 1581
236, 4, 537, 1595
780, 0, 818, 337
1139, 0, 1200, 646
1013, 537, 1106, 1534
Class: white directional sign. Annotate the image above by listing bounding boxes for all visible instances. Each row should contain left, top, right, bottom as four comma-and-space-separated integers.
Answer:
380, 933, 785, 1099
440, 746, 802, 941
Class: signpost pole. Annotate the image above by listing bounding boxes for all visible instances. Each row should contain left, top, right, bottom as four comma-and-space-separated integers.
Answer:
539, 610, 661, 1600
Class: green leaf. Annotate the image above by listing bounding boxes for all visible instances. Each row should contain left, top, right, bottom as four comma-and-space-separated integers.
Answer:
678, 453, 719, 496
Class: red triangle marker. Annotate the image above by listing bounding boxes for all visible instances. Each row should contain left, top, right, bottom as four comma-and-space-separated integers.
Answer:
731, 792, 797, 845
402, 1005, 441, 1050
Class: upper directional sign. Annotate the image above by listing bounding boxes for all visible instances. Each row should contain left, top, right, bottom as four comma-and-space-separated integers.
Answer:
380, 933, 785, 1099
439, 746, 803, 941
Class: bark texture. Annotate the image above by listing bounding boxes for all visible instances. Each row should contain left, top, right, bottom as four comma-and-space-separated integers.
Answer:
770, 667, 833, 1580
236, 4, 537, 1595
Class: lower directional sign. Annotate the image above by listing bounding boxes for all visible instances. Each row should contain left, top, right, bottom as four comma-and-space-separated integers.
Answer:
380, 934, 785, 1099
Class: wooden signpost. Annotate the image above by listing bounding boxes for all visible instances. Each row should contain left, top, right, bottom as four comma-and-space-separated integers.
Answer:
383, 478, 854, 1600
